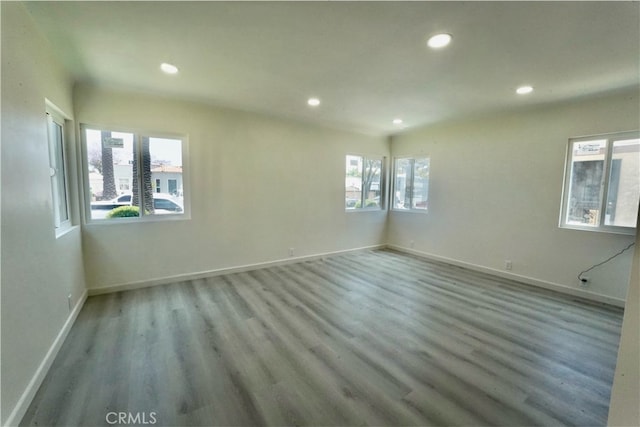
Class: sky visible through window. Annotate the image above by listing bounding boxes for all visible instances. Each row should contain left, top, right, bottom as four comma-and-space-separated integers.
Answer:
85, 130, 182, 166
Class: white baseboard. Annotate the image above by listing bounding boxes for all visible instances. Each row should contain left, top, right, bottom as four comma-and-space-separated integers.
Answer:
88, 244, 387, 296
4, 289, 88, 427
88, 243, 626, 308
387, 244, 626, 308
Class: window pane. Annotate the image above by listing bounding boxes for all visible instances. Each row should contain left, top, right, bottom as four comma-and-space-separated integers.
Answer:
86, 129, 139, 220
394, 158, 412, 209
363, 158, 382, 208
605, 138, 640, 227
412, 158, 430, 210
147, 137, 184, 215
49, 119, 69, 227
345, 155, 362, 209
566, 139, 606, 226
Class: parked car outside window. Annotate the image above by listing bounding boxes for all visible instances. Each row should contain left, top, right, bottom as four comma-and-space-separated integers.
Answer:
90, 193, 182, 219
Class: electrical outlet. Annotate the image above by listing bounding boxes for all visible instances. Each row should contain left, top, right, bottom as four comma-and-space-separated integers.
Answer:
289, 247, 295, 257
505, 260, 512, 271
410, 240, 415, 248
67, 294, 72, 311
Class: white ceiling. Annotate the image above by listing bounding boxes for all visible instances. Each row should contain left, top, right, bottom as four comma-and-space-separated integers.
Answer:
25, 1, 640, 136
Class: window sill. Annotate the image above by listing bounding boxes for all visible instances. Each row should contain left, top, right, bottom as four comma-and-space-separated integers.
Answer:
55, 224, 79, 239
390, 208, 429, 214
85, 213, 191, 226
345, 208, 385, 213
559, 223, 636, 236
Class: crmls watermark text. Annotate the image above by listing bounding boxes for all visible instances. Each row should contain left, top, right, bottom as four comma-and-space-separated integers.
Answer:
105, 412, 157, 425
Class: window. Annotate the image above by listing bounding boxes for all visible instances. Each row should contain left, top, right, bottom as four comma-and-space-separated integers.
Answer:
83, 126, 186, 221
119, 178, 130, 191
345, 155, 383, 210
392, 157, 430, 211
561, 131, 639, 233
168, 179, 178, 195
46, 108, 70, 232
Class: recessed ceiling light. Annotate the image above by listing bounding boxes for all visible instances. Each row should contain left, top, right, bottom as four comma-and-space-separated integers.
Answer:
160, 63, 179, 74
427, 33, 452, 49
307, 98, 320, 107
516, 85, 534, 95
393, 118, 403, 125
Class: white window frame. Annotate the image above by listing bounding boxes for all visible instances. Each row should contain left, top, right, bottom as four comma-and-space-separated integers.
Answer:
560, 130, 639, 235
80, 124, 190, 224
392, 156, 430, 213
345, 154, 385, 211
46, 105, 72, 235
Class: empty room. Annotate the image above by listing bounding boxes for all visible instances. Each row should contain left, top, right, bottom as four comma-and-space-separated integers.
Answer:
2, 1, 640, 426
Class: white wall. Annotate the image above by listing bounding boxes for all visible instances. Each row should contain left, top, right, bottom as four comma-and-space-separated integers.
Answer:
388, 90, 639, 302
74, 84, 388, 291
608, 211, 640, 426
1, 3, 87, 425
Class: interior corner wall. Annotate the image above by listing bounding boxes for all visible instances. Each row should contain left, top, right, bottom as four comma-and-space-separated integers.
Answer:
608, 210, 640, 426
1, 2, 87, 426
74, 84, 388, 291
388, 90, 639, 302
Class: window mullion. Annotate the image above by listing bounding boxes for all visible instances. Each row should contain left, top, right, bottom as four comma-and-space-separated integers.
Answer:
134, 134, 145, 217
381, 156, 387, 210
361, 157, 366, 209
409, 158, 415, 209
599, 138, 614, 228
560, 142, 574, 226
59, 121, 71, 225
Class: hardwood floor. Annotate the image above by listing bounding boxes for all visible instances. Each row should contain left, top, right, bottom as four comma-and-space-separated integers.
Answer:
21, 249, 624, 426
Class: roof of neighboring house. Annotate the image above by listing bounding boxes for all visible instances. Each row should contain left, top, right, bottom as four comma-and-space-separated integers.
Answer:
151, 165, 182, 173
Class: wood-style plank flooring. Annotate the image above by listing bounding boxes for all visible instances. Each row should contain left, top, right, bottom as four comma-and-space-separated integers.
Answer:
21, 249, 624, 426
